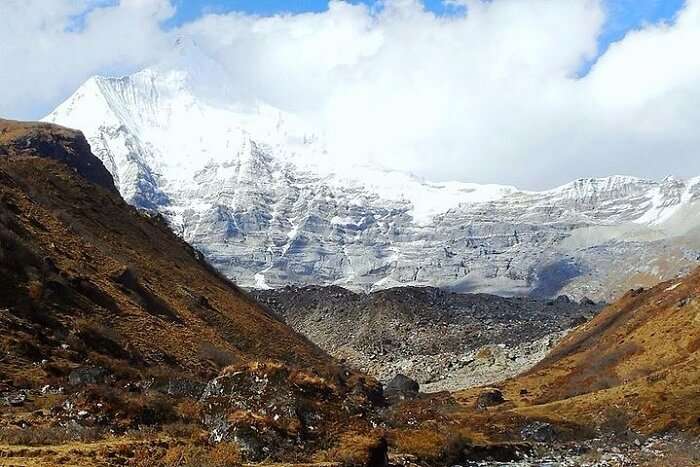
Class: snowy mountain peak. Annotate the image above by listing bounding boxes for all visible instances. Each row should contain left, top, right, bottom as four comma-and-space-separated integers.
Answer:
547, 175, 648, 196
159, 35, 211, 74
43, 58, 700, 298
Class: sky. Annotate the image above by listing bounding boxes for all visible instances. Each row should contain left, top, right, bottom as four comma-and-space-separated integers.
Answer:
167, 0, 463, 19
166, 0, 686, 74
0, 0, 698, 189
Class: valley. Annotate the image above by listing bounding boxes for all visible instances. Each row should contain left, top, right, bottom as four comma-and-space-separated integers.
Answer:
0, 118, 698, 466
252, 286, 601, 391
3, 1, 700, 465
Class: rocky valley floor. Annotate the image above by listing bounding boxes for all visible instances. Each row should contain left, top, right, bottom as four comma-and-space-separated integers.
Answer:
253, 286, 602, 391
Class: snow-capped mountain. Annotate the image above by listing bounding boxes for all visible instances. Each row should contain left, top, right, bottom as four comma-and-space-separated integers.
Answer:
44, 38, 700, 301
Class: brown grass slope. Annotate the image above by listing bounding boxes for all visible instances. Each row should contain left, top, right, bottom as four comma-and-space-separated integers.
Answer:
0, 119, 337, 387
456, 268, 700, 435
0, 120, 389, 465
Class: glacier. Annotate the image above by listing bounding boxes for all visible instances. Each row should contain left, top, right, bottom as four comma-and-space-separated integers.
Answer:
43, 38, 700, 301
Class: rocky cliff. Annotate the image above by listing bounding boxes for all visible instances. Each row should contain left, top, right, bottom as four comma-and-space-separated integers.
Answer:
0, 119, 116, 192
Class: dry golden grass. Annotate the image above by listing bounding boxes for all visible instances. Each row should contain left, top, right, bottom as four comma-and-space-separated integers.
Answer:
209, 443, 243, 466
451, 269, 700, 438
175, 400, 203, 422
387, 429, 446, 460
289, 368, 329, 388
161, 442, 241, 467
313, 432, 385, 465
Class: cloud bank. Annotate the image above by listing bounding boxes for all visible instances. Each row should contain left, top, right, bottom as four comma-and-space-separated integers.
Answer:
1, 0, 699, 188
0, 0, 173, 119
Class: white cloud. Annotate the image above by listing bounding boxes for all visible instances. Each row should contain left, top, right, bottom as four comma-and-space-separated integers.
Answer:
0, 0, 174, 118
1, 0, 699, 188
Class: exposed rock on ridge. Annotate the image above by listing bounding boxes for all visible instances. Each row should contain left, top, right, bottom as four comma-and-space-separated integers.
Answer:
0, 118, 116, 192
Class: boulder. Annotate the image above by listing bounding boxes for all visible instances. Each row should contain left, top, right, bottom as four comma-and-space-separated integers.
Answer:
68, 366, 108, 386
520, 421, 557, 442
160, 378, 206, 398
111, 266, 139, 290
385, 374, 419, 402
554, 295, 572, 304
5, 392, 27, 407
367, 437, 389, 467
475, 387, 505, 410
569, 316, 588, 327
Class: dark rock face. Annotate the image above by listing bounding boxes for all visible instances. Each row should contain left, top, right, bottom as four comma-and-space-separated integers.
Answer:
68, 367, 109, 386
475, 387, 505, 410
459, 442, 532, 463
0, 119, 116, 192
366, 437, 389, 467
384, 374, 419, 402
521, 421, 557, 442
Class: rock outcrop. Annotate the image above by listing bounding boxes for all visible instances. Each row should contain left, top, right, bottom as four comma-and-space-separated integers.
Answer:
0, 119, 116, 192
384, 374, 419, 402
200, 361, 382, 460
474, 387, 505, 410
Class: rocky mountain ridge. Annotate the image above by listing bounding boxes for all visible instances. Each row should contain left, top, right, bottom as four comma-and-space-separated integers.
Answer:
43, 39, 700, 301
0, 119, 116, 192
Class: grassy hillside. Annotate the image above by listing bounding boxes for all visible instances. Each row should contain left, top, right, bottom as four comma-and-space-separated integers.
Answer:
453, 269, 700, 438
0, 120, 384, 465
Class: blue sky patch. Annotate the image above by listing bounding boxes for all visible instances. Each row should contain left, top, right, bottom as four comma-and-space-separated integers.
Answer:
165, 0, 686, 61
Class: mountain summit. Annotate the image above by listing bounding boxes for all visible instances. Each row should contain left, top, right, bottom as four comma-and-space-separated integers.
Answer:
43, 54, 700, 301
